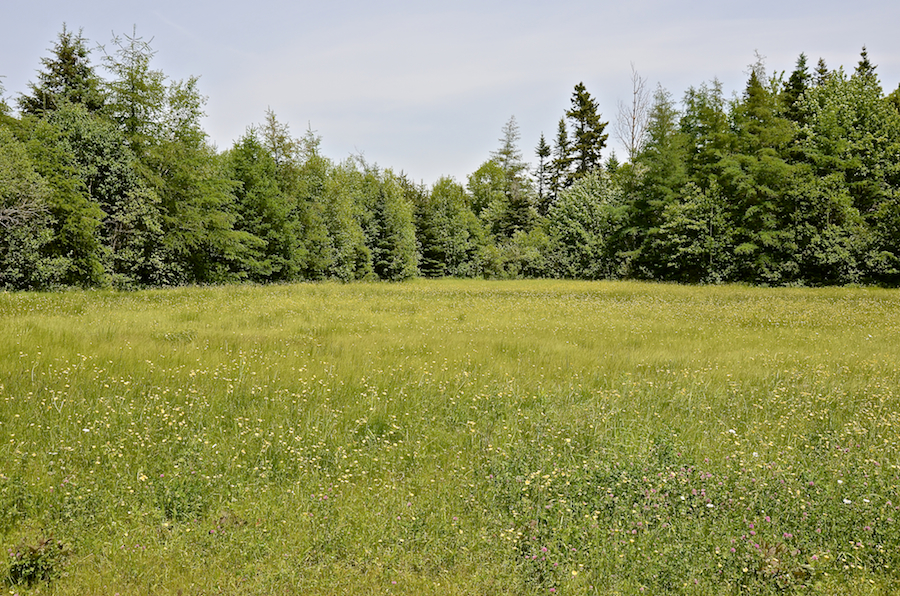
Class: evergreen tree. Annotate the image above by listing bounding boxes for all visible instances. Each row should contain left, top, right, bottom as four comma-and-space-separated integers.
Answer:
814, 58, 830, 86
19, 25, 105, 116
566, 82, 608, 179
416, 177, 486, 277
226, 128, 305, 282
680, 80, 729, 189
151, 77, 261, 283
534, 133, 552, 215
720, 66, 801, 283
855, 46, 877, 83
491, 116, 528, 181
294, 127, 336, 279
549, 117, 573, 199
781, 53, 810, 124
489, 116, 536, 238
360, 168, 419, 281
323, 160, 373, 281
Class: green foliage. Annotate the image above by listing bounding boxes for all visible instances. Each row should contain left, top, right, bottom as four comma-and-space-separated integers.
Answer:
8, 117, 106, 287
7, 33, 900, 288
416, 177, 487, 277
226, 128, 306, 282
0, 127, 63, 289
487, 116, 537, 239
546, 170, 626, 279
468, 118, 538, 243
145, 78, 261, 284
549, 117, 573, 202
781, 53, 811, 124
491, 227, 551, 279
681, 80, 730, 188
322, 161, 374, 281
46, 102, 166, 287
362, 169, 419, 281
646, 182, 735, 283
628, 86, 690, 277
794, 66, 900, 282
466, 159, 506, 220
294, 129, 337, 279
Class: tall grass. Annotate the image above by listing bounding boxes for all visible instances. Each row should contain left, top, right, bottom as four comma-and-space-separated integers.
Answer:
1, 280, 899, 594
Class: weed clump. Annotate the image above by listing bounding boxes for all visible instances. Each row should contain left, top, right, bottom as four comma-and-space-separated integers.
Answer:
5, 533, 70, 587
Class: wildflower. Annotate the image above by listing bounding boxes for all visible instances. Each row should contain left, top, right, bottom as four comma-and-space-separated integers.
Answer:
843, 499, 852, 505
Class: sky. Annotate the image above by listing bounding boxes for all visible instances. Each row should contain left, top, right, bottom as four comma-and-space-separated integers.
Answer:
3, 0, 900, 186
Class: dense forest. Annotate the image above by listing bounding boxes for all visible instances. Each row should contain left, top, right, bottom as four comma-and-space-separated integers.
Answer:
3, 27, 900, 290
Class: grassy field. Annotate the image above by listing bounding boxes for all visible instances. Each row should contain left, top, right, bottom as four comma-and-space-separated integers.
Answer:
1, 279, 899, 595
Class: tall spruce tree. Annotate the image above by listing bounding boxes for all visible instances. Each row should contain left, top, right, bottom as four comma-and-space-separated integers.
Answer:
814, 58, 830, 86
534, 133, 552, 215
782, 53, 810, 124
549, 117, 573, 200
855, 46, 877, 82
489, 116, 535, 237
566, 82, 608, 180
19, 25, 105, 116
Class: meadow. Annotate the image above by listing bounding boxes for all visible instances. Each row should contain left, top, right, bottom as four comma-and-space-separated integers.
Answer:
1, 279, 899, 595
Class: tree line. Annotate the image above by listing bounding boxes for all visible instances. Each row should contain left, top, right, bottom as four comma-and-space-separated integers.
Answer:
2, 26, 900, 290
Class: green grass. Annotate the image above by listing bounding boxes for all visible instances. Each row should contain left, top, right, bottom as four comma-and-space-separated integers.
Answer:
1, 279, 899, 594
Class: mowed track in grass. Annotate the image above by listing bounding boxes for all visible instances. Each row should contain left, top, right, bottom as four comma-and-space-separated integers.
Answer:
1, 280, 899, 594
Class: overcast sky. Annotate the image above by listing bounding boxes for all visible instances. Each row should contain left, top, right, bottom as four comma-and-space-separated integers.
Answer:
3, 0, 899, 185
